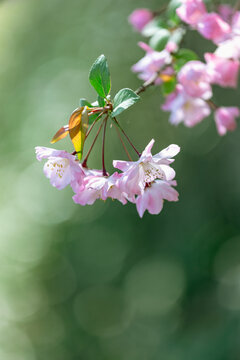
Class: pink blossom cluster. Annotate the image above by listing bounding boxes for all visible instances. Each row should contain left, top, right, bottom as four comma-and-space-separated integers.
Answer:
162, 59, 240, 135
35, 140, 180, 217
132, 42, 174, 85
129, 2, 240, 136
176, 1, 239, 47
177, 1, 240, 67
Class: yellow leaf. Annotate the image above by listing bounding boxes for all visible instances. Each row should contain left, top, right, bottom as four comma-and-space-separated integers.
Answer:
69, 107, 89, 160
50, 125, 69, 144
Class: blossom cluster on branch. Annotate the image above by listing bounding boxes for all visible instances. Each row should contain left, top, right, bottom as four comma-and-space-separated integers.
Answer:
35, 55, 179, 217
35, 0, 240, 218
130, 0, 240, 135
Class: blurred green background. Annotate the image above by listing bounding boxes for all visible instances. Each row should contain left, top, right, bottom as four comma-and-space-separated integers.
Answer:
1, 0, 240, 359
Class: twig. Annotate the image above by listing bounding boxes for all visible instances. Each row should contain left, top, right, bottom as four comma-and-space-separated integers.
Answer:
102, 116, 108, 176
234, 0, 240, 11
82, 120, 104, 168
135, 73, 159, 95
113, 117, 140, 157
152, 5, 168, 17
206, 99, 218, 111
113, 122, 132, 161
85, 111, 104, 139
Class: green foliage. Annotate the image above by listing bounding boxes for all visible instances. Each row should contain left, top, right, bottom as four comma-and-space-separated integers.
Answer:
167, 0, 182, 25
149, 29, 171, 52
79, 98, 93, 107
98, 95, 105, 107
112, 88, 140, 117
174, 49, 199, 71
142, 18, 168, 37
162, 77, 177, 95
170, 27, 186, 45
89, 54, 111, 98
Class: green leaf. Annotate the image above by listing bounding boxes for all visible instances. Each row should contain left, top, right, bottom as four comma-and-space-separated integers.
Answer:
89, 54, 111, 98
149, 29, 170, 52
174, 49, 199, 72
142, 18, 168, 37
98, 95, 105, 107
79, 98, 92, 107
112, 88, 140, 117
169, 28, 186, 45
162, 77, 177, 95
167, 0, 182, 25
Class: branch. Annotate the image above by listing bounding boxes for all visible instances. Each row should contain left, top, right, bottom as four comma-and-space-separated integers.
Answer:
135, 73, 159, 95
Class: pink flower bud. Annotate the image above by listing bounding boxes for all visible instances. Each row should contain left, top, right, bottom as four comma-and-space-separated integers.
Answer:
128, 9, 153, 32
214, 107, 239, 135
166, 41, 178, 53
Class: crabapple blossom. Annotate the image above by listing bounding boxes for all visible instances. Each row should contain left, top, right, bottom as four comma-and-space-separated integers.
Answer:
218, 5, 234, 23
132, 42, 172, 83
214, 107, 239, 136
215, 36, 240, 60
176, 0, 206, 25
214, 12, 240, 60
196, 13, 231, 43
35, 147, 84, 190
113, 139, 180, 196
162, 84, 211, 127
136, 180, 179, 217
205, 53, 239, 88
232, 11, 240, 35
178, 61, 212, 100
128, 8, 153, 32
72, 172, 129, 206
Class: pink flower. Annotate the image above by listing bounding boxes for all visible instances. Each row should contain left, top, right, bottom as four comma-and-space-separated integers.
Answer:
162, 84, 211, 127
218, 5, 234, 23
215, 36, 240, 60
128, 9, 153, 32
73, 172, 129, 205
178, 61, 212, 99
132, 42, 171, 83
136, 180, 179, 217
197, 13, 231, 43
232, 11, 240, 35
35, 147, 83, 190
113, 139, 180, 196
205, 53, 239, 88
214, 107, 239, 135
176, 0, 206, 25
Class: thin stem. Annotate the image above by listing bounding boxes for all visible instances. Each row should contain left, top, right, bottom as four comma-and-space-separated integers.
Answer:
206, 99, 218, 111
113, 122, 132, 161
234, 0, 240, 11
82, 120, 104, 168
102, 116, 108, 176
85, 111, 104, 139
152, 5, 167, 17
113, 117, 140, 157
